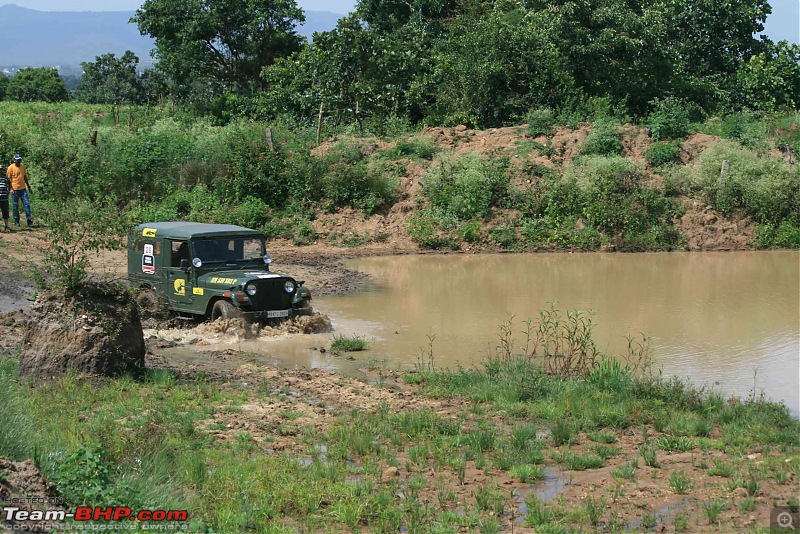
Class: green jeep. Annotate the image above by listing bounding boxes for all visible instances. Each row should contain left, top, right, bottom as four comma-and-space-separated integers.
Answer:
127, 222, 312, 321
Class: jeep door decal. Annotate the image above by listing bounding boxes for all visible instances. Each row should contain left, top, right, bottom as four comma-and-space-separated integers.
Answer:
142, 244, 156, 274
173, 278, 186, 296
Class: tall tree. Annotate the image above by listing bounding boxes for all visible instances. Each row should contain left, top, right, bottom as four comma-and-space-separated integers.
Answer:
76, 51, 144, 124
6, 68, 69, 103
132, 0, 305, 95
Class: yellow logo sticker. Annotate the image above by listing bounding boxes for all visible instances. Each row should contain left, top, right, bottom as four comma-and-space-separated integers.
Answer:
142, 228, 157, 237
192, 287, 204, 296
210, 277, 237, 285
173, 278, 186, 296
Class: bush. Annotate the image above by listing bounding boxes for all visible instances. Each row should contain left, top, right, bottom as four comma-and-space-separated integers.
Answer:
381, 137, 440, 160
648, 97, 694, 141
756, 221, 800, 248
580, 119, 623, 156
421, 153, 510, 220
525, 108, 555, 137
38, 202, 127, 290
684, 141, 800, 224
645, 141, 681, 166
320, 161, 398, 215
567, 156, 682, 248
407, 210, 460, 250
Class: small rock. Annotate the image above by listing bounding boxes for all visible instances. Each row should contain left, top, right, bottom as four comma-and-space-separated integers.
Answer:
383, 466, 399, 479
454, 124, 467, 132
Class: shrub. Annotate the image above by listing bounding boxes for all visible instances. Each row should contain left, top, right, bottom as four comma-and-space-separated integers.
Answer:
525, 108, 555, 137
580, 119, 623, 156
382, 137, 440, 160
54, 444, 135, 506
645, 141, 681, 166
421, 153, 510, 220
648, 97, 693, 141
320, 161, 398, 215
38, 202, 127, 290
756, 221, 800, 248
684, 141, 800, 224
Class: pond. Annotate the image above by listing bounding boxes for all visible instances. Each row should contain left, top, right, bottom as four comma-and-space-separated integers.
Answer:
237, 251, 800, 415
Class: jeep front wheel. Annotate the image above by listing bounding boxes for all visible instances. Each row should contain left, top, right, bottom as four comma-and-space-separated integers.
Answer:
211, 299, 241, 321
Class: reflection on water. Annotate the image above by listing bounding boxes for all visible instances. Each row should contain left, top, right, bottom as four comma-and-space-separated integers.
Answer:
306, 251, 799, 414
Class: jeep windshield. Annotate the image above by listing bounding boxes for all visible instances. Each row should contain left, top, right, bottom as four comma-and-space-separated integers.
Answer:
192, 237, 265, 263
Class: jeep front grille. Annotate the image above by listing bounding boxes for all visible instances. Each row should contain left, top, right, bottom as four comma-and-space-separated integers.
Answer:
247, 278, 295, 311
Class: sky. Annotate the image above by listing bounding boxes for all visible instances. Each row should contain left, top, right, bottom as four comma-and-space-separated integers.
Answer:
0, 0, 797, 43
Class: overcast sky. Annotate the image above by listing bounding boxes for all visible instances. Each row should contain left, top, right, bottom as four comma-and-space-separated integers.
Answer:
0, 0, 797, 43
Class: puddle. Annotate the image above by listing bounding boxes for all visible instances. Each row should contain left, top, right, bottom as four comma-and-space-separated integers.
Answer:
626, 498, 690, 531
510, 468, 571, 523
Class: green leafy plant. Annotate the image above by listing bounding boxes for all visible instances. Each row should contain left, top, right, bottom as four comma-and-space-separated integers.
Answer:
526, 108, 555, 137
37, 203, 127, 290
54, 444, 134, 506
580, 119, 623, 156
648, 97, 693, 141
645, 141, 681, 166
641, 444, 659, 467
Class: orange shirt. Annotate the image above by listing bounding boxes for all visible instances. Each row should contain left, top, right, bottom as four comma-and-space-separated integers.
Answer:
6, 163, 26, 191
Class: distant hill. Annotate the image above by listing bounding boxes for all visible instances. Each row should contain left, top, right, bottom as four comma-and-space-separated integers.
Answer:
0, 4, 342, 68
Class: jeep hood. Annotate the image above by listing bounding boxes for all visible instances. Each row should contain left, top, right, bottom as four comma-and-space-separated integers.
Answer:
198, 270, 292, 289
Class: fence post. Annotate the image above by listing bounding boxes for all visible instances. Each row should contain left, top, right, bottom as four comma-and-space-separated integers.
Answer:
266, 127, 275, 152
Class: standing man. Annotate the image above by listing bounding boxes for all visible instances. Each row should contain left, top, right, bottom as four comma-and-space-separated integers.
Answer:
7, 154, 33, 227
0, 164, 9, 232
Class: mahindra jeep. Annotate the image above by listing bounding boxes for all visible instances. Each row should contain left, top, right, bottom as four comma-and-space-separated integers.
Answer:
127, 222, 312, 321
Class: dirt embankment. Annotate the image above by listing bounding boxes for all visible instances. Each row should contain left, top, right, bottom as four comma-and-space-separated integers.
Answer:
311, 126, 760, 253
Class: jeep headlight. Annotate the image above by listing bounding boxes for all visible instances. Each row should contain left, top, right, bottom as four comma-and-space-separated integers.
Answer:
246, 283, 257, 296
283, 281, 295, 294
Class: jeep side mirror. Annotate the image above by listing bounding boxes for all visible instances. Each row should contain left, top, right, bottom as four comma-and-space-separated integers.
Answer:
180, 259, 190, 269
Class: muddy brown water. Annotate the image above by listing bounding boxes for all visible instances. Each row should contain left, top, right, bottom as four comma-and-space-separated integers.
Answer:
182, 251, 800, 415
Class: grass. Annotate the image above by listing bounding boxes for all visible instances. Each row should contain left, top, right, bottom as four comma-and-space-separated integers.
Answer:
1, 306, 798, 532
707, 459, 734, 477
668, 470, 694, 494
552, 452, 605, 471
641, 444, 659, 467
330, 334, 369, 352
612, 460, 638, 480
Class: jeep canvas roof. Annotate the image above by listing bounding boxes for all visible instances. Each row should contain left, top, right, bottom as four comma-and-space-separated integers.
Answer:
132, 222, 264, 240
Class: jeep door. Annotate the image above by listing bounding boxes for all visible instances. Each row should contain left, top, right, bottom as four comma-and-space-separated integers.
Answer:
165, 240, 195, 309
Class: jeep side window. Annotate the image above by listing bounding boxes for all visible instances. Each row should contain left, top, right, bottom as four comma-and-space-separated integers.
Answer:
172, 241, 190, 267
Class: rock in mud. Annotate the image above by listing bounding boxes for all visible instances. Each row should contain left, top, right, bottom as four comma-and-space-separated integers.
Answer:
19, 282, 145, 381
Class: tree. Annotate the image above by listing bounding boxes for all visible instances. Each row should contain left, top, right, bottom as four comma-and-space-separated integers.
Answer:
6, 68, 69, 102
76, 51, 144, 124
736, 41, 800, 111
427, 8, 572, 127
662, 0, 772, 111
132, 0, 305, 95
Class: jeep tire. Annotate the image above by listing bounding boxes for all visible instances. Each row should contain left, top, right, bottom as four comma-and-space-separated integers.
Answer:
211, 299, 242, 321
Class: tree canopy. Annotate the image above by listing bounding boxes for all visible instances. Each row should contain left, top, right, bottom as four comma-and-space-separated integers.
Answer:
6, 68, 69, 103
133, 0, 305, 96
76, 51, 144, 106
